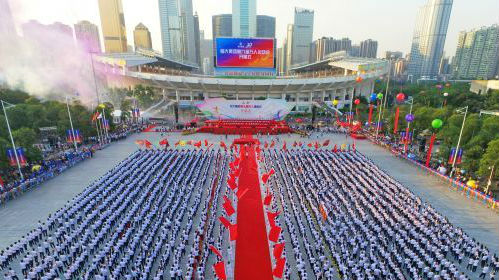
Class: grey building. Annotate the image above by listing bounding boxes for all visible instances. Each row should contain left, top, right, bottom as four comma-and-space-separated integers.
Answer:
290, 7, 314, 66
232, 0, 256, 37
359, 39, 378, 58
158, 0, 197, 64
385, 51, 403, 60
256, 15, 276, 38
74, 20, 102, 53
212, 14, 232, 39
194, 13, 201, 66
408, 0, 453, 79
452, 24, 499, 80
310, 37, 353, 62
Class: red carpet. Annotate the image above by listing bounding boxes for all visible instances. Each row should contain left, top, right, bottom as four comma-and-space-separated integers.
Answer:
234, 139, 273, 280
143, 124, 157, 132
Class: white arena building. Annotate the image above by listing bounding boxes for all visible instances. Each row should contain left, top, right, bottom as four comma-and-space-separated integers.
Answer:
96, 50, 388, 112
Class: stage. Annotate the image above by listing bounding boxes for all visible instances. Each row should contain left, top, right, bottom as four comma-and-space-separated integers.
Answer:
197, 120, 293, 135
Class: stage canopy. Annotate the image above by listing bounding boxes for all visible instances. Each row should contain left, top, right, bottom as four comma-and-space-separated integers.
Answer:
196, 98, 294, 120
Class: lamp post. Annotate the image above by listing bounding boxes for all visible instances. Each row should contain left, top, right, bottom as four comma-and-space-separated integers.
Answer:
403, 97, 414, 154
486, 164, 495, 194
66, 96, 78, 151
1, 100, 24, 180
449, 106, 468, 178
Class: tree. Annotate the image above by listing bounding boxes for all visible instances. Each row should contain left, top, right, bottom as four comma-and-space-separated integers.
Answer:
479, 139, 499, 180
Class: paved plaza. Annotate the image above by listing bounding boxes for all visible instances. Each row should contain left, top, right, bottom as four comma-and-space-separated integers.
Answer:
1, 131, 497, 257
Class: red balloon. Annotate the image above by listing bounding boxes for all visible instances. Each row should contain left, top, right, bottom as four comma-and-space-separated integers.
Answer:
396, 93, 405, 102
354, 99, 361, 105
356, 76, 363, 83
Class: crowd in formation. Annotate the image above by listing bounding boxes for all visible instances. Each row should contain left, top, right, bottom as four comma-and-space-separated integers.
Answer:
0, 143, 497, 279
264, 149, 498, 279
0, 149, 236, 279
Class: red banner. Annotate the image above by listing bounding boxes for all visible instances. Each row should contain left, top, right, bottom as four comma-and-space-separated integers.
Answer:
394, 107, 400, 134
368, 104, 373, 127
426, 133, 436, 167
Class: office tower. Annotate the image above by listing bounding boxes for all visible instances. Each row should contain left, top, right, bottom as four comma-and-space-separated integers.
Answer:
285, 24, 294, 72
408, 0, 453, 79
98, 0, 127, 53
277, 45, 287, 76
212, 14, 233, 39
452, 25, 499, 80
291, 8, 314, 66
75, 20, 101, 53
199, 30, 213, 74
133, 23, 152, 50
385, 51, 403, 60
309, 42, 317, 63
256, 15, 276, 38
309, 37, 352, 62
394, 58, 408, 76
439, 56, 451, 75
359, 39, 378, 58
158, 0, 196, 64
232, 0, 256, 37
194, 13, 201, 66
0, 0, 16, 37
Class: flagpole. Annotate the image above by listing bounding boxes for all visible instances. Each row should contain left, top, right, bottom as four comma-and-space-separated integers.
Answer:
66, 96, 78, 151
101, 108, 109, 140
1, 100, 24, 180
449, 106, 468, 178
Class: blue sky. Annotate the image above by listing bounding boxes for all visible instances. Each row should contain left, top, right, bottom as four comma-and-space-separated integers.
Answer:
9, 0, 499, 58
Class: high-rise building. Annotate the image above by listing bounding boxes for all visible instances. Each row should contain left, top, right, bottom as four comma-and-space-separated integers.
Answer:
232, 0, 256, 37
133, 23, 152, 50
277, 44, 287, 76
452, 25, 499, 80
256, 15, 276, 38
212, 14, 233, 39
385, 51, 403, 60
75, 20, 101, 53
98, 0, 127, 53
439, 56, 451, 76
359, 39, 378, 58
290, 7, 314, 66
194, 13, 201, 66
0, 0, 16, 38
350, 45, 361, 57
309, 37, 352, 63
199, 30, 213, 74
158, 0, 197, 64
285, 24, 294, 73
408, 0, 453, 79
394, 58, 408, 77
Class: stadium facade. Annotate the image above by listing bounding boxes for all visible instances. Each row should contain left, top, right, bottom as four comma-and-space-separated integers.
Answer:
96, 50, 388, 112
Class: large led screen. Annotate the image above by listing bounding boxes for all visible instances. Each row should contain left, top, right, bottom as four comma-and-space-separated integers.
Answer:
216, 37, 275, 68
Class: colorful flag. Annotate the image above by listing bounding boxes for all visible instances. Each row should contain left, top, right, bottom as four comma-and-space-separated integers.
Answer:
66, 129, 74, 143
74, 129, 82, 143
16, 148, 27, 166
272, 257, 286, 278
159, 139, 169, 146
319, 203, 328, 221
448, 147, 456, 164
322, 139, 330, 147
456, 148, 463, 164
6, 149, 16, 166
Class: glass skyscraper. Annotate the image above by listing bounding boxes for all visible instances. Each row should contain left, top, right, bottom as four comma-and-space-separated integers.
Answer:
291, 8, 314, 66
232, 0, 256, 38
256, 15, 276, 38
408, 0, 453, 79
158, 0, 196, 64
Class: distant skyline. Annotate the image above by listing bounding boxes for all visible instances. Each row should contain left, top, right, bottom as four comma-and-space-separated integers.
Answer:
7, 0, 499, 58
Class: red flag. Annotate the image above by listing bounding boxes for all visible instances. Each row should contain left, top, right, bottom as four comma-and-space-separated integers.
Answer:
352, 142, 356, 151
314, 142, 319, 150
213, 261, 227, 280
267, 211, 280, 228
368, 104, 373, 127
144, 140, 152, 149
272, 257, 286, 278
282, 141, 287, 150
273, 243, 285, 260
0, 175, 4, 189
319, 203, 328, 221
292, 141, 297, 147
209, 245, 223, 259
204, 139, 209, 146
219, 216, 231, 228
220, 141, 227, 150
236, 188, 248, 200
333, 144, 337, 153
159, 139, 169, 146
194, 141, 202, 148
174, 141, 180, 147
263, 192, 273, 206
307, 143, 313, 148
264, 141, 269, 149
222, 196, 235, 216
229, 224, 238, 241
322, 139, 330, 147
269, 225, 281, 242
298, 142, 303, 147
233, 156, 240, 167
261, 168, 275, 184
135, 140, 145, 146
270, 141, 275, 148
227, 176, 237, 190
